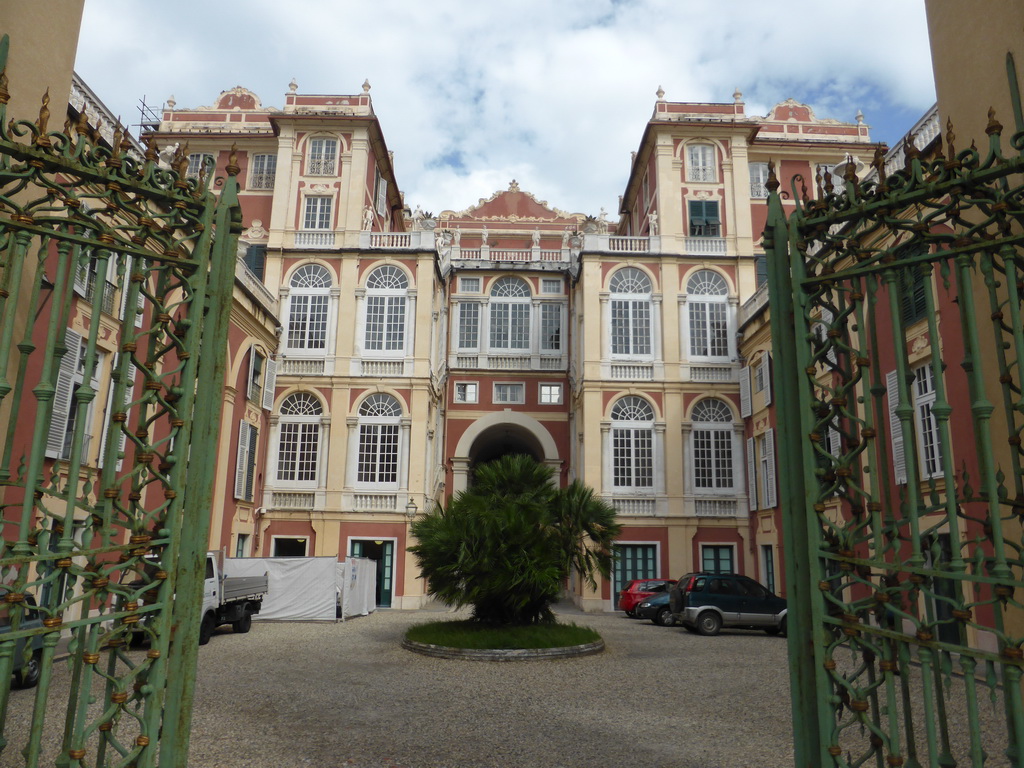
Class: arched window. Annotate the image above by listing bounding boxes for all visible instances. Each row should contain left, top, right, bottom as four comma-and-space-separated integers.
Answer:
609, 268, 652, 357
687, 143, 716, 183
276, 392, 323, 484
357, 394, 402, 486
489, 277, 531, 350
286, 264, 331, 351
364, 265, 409, 353
611, 396, 654, 489
687, 270, 730, 360
691, 398, 734, 491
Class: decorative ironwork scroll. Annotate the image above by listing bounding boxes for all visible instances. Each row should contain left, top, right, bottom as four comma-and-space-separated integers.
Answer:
0, 36, 239, 767
765, 57, 1024, 768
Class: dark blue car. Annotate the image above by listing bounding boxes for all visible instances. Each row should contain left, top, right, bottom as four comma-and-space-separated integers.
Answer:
669, 573, 787, 636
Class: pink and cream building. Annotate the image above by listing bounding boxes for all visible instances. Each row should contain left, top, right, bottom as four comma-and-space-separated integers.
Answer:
148, 83, 875, 610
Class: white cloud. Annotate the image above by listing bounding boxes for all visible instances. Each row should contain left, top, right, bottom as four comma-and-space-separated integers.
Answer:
75, 0, 935, 215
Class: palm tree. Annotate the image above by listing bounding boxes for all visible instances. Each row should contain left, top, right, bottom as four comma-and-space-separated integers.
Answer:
408, 455, 621, 625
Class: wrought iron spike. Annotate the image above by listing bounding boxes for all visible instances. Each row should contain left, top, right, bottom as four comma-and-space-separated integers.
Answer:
986, 106, 1003, 135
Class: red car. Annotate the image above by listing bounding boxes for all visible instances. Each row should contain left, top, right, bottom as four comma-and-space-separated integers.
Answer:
617, 579, 676, 617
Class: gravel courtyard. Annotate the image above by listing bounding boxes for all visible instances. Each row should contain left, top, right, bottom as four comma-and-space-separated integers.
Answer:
3, 607, 795, 768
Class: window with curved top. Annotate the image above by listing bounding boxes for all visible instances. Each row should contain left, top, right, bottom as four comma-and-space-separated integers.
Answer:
610, 268, 652, 358
687, 270, 730, 360
276, 392, 323, 484
286, 264, 331, 351
687, 144, 716, 183
364, 265, 408, 353
691, 398, 734, 491
307, 137, 337, 175
611, 395, 655, 489
357, 393, 402, 485
489, 277, 531, 350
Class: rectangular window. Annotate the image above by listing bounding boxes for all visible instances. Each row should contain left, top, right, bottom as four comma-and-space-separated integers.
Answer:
539, 383, 562, 405
287, 294, 329, 350
687, 144, 716, 183
364, 296, 406, 351
235, 533, 251, 559
701, 545, 734, 574
755, 253, 768, 287
249, 153, 277, 189
493, 383, 525, 404
358, 424, 399, 483
612, 427, 653, 488
303, 196, 333, 230
489, 302, 530, 350
187, 152, 214, 179
688, 200, 720, 237
694, 427, 733, 489
454, 382, 478, 404
759, 429, 777, 507
244, 244, 267, 281
247, 349, 265, 403
749, 162, 770, 198
610, 300, 651, 356
761, 545, 775, 593
457, 303, 480, 350
899, 266, 928, 326
308, 138, 337, 175
914, 363, 943, 479
458, 277, 481, 294
541, 278, 562, 294
374, 170, 388, 215
541, 303, 562, 351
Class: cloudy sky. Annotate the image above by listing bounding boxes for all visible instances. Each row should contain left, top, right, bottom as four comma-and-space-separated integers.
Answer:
74, 0, 936, 216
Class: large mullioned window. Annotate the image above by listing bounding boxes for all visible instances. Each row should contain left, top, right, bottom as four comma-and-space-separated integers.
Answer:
611, 396, 654, 489
691, 398, 735, 491
363, 265, 408, 353
286, 264, 331, 351
687, 270, 730, 360
489, 277, 531, 350
610, 268, 652, 357
357, 394, 402, 486
276, 392, 322, 484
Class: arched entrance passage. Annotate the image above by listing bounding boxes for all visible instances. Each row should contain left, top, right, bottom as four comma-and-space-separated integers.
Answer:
451, 411, 561, 493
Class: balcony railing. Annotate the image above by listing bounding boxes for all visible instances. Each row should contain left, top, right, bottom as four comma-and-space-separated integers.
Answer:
683, 237, 727, 255
272, 491, 316, 509
584, 234, 661, 254
609, 363, 654, 381
295, 231, 336, 248
352, 492, 397, 512
608, 236, 650, 253
612, 497, 657, 516
85, 279, 117, 316
357, 359, 405, 376
249, 173, 276, 190
694, 498, 740, 517
306, 159, 336, 175
689, 366, 734, 382
280, 357, 328, 376
687, 167, 716, 183
750, 181, 769, 198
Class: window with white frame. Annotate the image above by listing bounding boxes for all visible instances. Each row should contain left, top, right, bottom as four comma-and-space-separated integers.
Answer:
761, 544, 776, 594
276, 392, 323, 485
454, 382, 478, 404
687, 144, 716, 183
249, 153, 277, 189
457, 302, 480, 350
45, 329, 103, 460
759, 429, 777, 507
363, 265, 408, 354
357, 394, 402, 486
489, 277, 531, 350
750, 162, 770, 198
611, 396, 654, 489
458, 277, 481, 294
687, 270, 730, 360
541, 278, 562, 295
374, 169, 388, 215
691, 398, 735, 491
539, 383, 563, 405
493, 382, 525, 405
247, 349, 265, 404
701, 544, 734, 574
540, 303, 562, 351
609, 268, 653, 357
307, 138, 337, 175
186, 152, 214, 179
286, 264, 331, 351
235, 533, 251, 558
888, 363, 944, 484
302, 196, 333, 230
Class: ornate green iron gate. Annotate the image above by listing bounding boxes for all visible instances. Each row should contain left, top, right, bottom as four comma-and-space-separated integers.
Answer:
765, 57, 1024, 768
0, 37, 239, 767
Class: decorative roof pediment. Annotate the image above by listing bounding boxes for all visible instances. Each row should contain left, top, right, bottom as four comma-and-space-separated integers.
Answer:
440, 180, 583, 224
196, 87, 268, 112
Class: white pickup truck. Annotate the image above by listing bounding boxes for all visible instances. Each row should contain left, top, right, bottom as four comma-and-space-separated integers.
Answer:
200, 552, 267, 645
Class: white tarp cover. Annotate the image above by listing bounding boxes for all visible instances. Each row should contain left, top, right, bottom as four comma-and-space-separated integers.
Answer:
337, 557, 376, 620
225, 557, 337, 621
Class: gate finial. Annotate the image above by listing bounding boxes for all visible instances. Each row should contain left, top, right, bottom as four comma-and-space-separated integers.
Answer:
765, 159, 779, 193
985, 106, 1003, 136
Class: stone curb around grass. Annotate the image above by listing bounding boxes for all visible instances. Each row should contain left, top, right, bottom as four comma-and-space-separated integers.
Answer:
401, 638, 605, 661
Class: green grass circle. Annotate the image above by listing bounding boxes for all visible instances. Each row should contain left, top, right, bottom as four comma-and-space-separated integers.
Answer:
405, 620, 601, 650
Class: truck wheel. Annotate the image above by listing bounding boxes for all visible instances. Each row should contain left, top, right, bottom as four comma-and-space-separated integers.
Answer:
199, 613, 216, 646
232, 613, 252, 634
14, 649, 42, 689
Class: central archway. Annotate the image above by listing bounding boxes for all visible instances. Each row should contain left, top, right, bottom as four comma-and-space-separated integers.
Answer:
451, 411, 561, 493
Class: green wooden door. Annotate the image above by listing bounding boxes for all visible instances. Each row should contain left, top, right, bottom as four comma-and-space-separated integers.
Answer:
612, 544, 657, 610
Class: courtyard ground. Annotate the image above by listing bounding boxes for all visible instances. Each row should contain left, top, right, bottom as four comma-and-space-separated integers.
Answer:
3, 605, 795, 768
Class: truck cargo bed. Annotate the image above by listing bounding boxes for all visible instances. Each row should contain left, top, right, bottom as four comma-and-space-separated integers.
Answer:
221, 575, 268, 602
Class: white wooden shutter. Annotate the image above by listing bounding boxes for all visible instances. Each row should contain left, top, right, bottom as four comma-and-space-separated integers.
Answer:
886, 370, 907, 484
764, 428, 778, 508
234, 420, 250, 499
761, 354, 772, 406
828, 424, 842, 458
99, 358, 135, 471
375, 176, 388, 215
739, 366, 752, 418
747, 437, 757, 511
73, 251, 89, 297
262, 358, 277, 411
246, 348, 257, 400
45, 329, 82, 458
